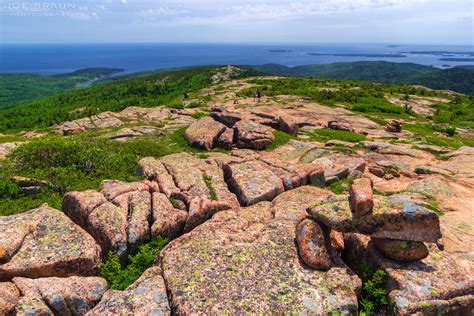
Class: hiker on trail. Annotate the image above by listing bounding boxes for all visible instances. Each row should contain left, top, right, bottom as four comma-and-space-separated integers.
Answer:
257, 90, 262, 102
252, 92, 257, 102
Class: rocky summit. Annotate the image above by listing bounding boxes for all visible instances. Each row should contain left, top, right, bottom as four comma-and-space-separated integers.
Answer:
1, 66, 473, 315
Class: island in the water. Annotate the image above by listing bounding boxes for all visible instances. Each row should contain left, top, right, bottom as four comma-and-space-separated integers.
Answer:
439, 58, 474, 62
307, 53, 407, 58
268, 49, 293, 53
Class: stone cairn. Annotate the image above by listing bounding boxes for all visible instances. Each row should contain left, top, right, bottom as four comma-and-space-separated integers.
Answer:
385, 119, 403, 133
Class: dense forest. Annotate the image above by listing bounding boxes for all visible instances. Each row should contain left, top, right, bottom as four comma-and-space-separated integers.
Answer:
0, 68, 123, 109
252, 61, 474, 95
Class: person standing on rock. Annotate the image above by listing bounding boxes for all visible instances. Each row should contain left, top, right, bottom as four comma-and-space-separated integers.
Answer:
252, 92, 257, 102
257, 89, 262, 102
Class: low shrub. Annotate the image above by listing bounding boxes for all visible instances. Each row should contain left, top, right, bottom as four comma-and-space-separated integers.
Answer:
358, 265, 389, 316
99, 237, 169, 290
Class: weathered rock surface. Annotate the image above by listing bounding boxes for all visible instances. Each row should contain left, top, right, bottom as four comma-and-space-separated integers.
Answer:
88, 266, 170, 316
151, 193, 188, 240
372, 238, 429, 262
362, 141, 421, 158
328, 120, 354, 132
234, 119, 275, 150
223, 160, 284, 206
296, 219, 333, 270
86, 202, 129, 259
184, 116, 226, 150
13, 276, 107, 315
309, 194, 441, 242
160, 201, 361, 314
62, 190, 108, 228
217, 127, 234, 150
278, 114, 299, 136
0, 282, 19, 315
271, 186, 333, 222
349, 178, 374, 217
64, 154, 240, 258
160, 153, 239, 230
210, 109, 242, 127
344, 234, 474, 315
0, 205, 101, 281
137, 157, 179, 198
0, 142, 20, 160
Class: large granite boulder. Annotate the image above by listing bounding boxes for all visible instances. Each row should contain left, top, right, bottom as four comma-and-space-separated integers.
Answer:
223, 160, 284, 206
210, 109, 242, 127
0, 205, 101, 281
344, 234, 474, 315
13, 276, 107, 315
309, 194, 441, 243
296, 219, 333, 270
87, 266, 170, 315
184, 116, 226, 150
234, 120, 275, 150
160, 202, 361, 314
372, 238, 429, 262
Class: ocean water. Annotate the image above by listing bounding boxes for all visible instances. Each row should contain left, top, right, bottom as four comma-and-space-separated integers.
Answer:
0, 43, 473, 75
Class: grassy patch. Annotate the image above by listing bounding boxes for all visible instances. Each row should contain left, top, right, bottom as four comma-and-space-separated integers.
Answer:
203, 174, 217, 201
327, 178, 353, 194
404, 123, 474, 148
0, 135, 25, 144
306, 129, 367, 143
265, 130, 295, 151
99, 237, 168, 290
191, 111, 208, 119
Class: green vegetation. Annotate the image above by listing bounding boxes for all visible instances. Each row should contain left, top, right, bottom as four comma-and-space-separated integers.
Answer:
404, 123, 474, 148
0, 128, 205, 216
358, 266, 389, 316
0, 68, 123, 109
306, 129, 367, 143
244, 76, 433, 116
327, 178, 353, 194
99, 237, 168, 290
191, 111, 208, 119
265, 130, 295, 151
0, 66, 257, 132
253, 61, 474, 95
203, 174, 218, 201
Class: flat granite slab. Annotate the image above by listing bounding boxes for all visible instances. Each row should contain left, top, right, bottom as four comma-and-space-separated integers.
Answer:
0, 205, 101, 281
309, 194, 441, 242
160, 202, 361, 315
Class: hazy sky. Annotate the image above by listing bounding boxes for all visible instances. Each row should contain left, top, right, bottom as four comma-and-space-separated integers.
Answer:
1, 0, 473, 44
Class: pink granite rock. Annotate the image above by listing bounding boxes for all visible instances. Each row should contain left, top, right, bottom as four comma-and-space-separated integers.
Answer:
0, 205, 101, 281
184, 116, 226, 150
349, 178, 374, 217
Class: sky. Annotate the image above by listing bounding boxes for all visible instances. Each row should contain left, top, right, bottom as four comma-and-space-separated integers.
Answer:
0, 0, 473, 44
